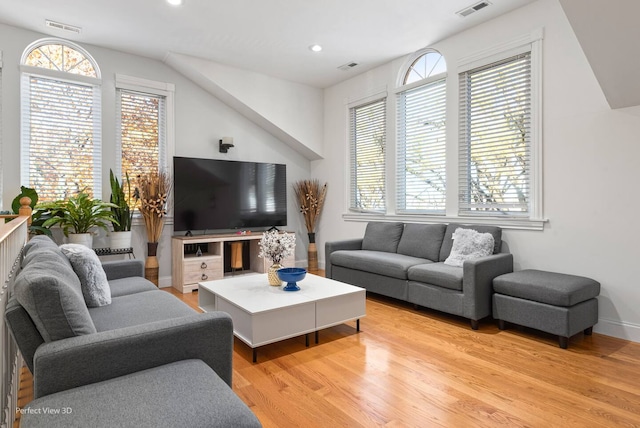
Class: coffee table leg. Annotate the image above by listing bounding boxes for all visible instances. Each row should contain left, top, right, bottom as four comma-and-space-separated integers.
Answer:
357, 319, 360, 332
253, 348, 257, 363
315, 331, 319, 344
305, 333, 309, 347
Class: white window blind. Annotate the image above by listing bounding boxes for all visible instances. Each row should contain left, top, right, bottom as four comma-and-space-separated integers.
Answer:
349, 98, 387, 212
397, 78, 447, 213
116, 89, 166, 180
458, 52, 531, 216
20, 73, 102, 201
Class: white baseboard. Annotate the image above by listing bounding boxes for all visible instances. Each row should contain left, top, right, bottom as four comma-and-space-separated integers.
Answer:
594, 318, 640, 343
158, 275, 172, 289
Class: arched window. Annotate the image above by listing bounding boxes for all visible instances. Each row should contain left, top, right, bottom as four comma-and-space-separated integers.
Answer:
22, 41, 99, 78
20, 39, 102, 202
403, 50, 446, 85
396, 49, 447, 214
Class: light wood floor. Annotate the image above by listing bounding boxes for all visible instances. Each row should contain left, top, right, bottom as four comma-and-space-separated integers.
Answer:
16, 273, 640, 427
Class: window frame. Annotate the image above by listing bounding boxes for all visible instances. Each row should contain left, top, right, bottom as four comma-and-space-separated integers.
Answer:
19, 39, 103, 201
456, 29, 543, 223
343, 30, 545, 231
115, 74, 175, 221
347, 92, 388, 214
395, 49, 448, 215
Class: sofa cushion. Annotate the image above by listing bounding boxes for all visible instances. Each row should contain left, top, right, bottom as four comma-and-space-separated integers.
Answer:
407, 262, 464, 291
439, 223, 502, 262
362, 222, 404, 253
330, 250, 431, 280
20, 359, 262, 428
60, 244, 111, 307
443, 228, 494, 267
22, 235, 72, 270
109, 276, 158, 298
397, 223, 446, 261
14, 250, 97, 342
493, 269, 600, 307
89, 290, 196, 331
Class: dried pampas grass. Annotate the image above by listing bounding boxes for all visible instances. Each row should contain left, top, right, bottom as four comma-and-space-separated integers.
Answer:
137, 170, 171, 242
293, 179, 327, 233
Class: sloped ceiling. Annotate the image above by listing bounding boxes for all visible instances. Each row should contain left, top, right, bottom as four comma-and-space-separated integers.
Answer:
560, 0, 640, 109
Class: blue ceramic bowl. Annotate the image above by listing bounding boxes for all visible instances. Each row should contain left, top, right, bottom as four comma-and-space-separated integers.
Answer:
277, 267, 307, 291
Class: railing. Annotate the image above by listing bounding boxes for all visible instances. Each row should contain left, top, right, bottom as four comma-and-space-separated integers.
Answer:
0, 215, 29, 427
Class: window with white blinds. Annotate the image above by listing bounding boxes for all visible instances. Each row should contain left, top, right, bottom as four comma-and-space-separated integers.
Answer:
20, 40, 101, 202
397, 78, 447, 213
349, 98, 387, 212
458, 52, 531, 216
116, 89, 166, 180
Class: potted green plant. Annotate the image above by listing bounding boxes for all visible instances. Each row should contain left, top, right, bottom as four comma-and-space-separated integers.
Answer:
40, 192, 119, 248
109, 169, 136, 249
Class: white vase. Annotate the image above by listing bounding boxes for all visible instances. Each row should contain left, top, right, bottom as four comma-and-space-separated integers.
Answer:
109, 231, 132, 249
68, 233, 93, 248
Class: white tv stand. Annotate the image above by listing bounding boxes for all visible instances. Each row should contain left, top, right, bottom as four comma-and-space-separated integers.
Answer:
171, 232, 295, 294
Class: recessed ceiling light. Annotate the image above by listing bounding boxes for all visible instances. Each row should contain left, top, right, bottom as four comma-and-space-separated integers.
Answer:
167, 0, 183, 6
309, 44, 323, 53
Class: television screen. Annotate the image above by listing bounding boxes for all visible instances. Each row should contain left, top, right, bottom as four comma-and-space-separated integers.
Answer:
173, 157, 287, 232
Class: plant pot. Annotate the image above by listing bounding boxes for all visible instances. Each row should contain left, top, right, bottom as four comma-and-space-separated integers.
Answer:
267, 263, 283, 286
68, 233, 93, 248
109, 231, 132, 249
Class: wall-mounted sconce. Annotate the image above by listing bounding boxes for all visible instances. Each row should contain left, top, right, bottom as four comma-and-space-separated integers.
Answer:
219, 137, 234, 153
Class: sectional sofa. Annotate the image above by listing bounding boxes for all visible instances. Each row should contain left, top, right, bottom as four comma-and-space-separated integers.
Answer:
326, 222, 513, 329
5, 235, 261, 427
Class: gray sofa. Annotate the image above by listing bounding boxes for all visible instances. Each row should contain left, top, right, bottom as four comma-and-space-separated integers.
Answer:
6, 235, 261, 427
326, 222, 513, 329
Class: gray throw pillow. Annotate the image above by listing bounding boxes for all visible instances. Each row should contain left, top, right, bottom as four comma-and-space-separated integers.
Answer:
60, 244, 112, 307
443, 228, 495, 267
362, 222, 405, 253
14, 252, 97, 342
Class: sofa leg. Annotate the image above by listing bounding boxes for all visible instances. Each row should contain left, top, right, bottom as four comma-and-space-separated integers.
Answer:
559, 336, 568, 349
498, 319, 506, 330
470, 319, 479, 330
584, 327, 593, 335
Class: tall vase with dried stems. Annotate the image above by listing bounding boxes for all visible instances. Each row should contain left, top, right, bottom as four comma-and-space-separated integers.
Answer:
293, 179, 327, 271
137, 171, 171, 287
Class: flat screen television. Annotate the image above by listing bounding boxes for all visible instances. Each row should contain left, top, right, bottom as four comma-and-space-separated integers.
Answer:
173, 156, 287, 233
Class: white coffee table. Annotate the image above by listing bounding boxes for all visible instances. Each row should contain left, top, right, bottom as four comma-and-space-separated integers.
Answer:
198, 273, 366, 362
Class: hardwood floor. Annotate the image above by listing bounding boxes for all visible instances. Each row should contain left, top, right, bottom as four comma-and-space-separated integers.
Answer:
168, 279, 640, 428
16, 274, 640, 427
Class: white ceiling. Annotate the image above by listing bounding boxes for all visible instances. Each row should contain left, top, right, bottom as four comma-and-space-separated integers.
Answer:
0, 0, 536, 88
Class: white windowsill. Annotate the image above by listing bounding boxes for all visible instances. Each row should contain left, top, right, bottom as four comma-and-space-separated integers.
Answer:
341, 213, 547, 231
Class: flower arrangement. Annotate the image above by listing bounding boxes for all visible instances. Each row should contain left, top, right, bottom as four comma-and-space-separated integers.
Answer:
293, 179, 327, 234
258, 230, 296, 265
137, 170, 171, 243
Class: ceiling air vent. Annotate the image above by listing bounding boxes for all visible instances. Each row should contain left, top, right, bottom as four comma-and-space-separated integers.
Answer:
45, 19, 82, 34
456, 1, 491, 18
338, 62, 359, 71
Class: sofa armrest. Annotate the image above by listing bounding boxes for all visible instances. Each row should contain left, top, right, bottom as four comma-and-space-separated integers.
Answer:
32, 311, 233, 398
102, 259, 145, 280
462, 253, 514, 321
325, 239, 363, 278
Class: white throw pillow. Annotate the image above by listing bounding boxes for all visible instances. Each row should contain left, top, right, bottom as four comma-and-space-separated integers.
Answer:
443, 228, 495, 267
60, 244, 111, 307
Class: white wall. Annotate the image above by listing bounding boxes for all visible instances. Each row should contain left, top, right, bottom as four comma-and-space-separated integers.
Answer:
0, 23, 311, 284
317, 0, 640, 342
